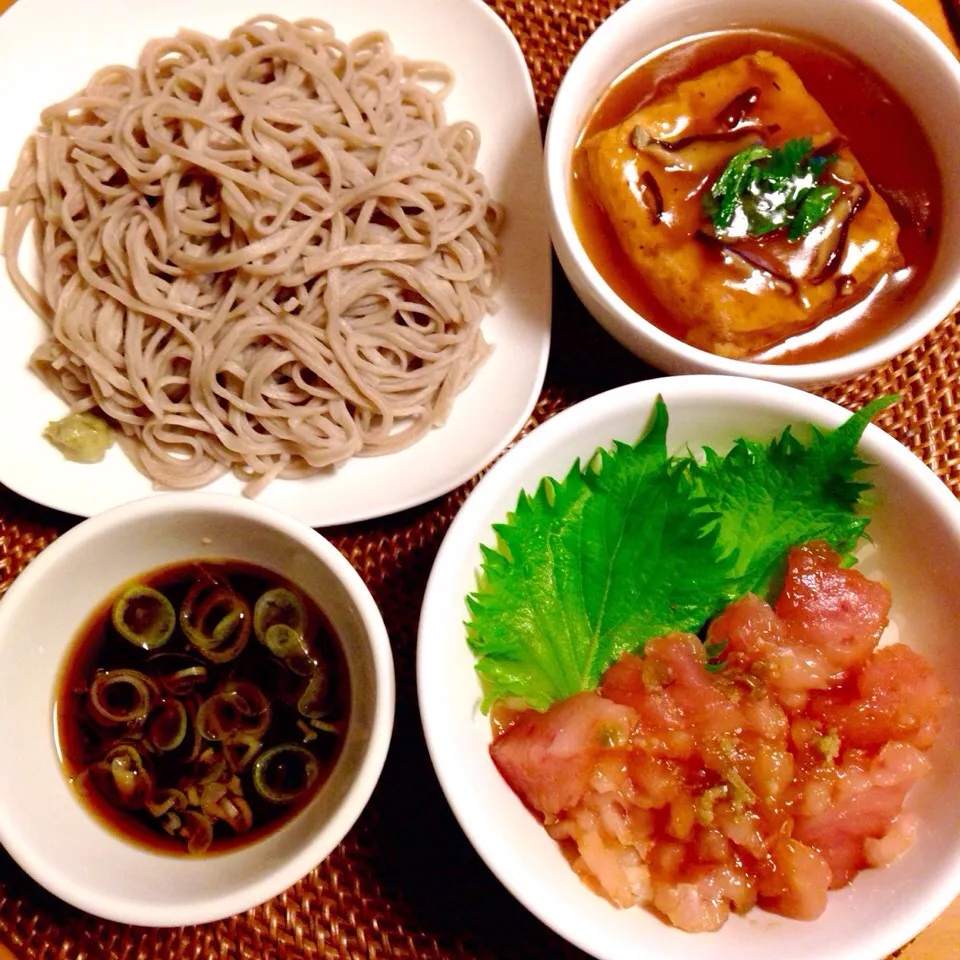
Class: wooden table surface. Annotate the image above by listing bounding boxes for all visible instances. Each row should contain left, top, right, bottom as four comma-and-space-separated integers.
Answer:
0, 0, 956, 957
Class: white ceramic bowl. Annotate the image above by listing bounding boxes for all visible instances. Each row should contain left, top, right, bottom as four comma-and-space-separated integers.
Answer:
418, 375, 960, 960
0, 493, 395, 926
544, 0, 960, 386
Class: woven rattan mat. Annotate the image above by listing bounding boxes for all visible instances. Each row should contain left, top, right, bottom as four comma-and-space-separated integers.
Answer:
1, 1, 958, 958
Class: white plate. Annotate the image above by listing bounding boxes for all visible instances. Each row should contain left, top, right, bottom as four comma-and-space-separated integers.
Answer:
0, 0, 550, 526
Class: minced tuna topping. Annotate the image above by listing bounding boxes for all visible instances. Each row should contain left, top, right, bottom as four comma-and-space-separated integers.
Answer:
490, 541, 948, 932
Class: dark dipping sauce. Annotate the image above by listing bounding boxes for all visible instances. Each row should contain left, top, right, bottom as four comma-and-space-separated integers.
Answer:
571, 29, 942, 364
55, 559, 350, 856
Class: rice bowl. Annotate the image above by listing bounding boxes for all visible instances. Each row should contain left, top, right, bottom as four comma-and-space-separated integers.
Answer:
417, 375, 960, 960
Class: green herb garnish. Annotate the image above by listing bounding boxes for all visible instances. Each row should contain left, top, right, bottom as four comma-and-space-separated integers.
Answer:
816, 727, 841, 767
466, 395, 896, 712
694, 784, 728, 826
704, 639, 729, 674
703, 136, 840, 240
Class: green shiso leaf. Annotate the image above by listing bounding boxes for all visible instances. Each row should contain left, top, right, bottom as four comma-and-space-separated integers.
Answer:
467, 400, 728, 713
466, 395, 896, 713
692, 394, 898, 599
704, 135, 842, 239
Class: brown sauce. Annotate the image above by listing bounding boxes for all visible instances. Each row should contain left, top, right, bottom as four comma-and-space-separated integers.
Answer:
571, 30, 942, 364
55, 559, 350, 856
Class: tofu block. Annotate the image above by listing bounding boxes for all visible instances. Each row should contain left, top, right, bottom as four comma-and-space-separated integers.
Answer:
581, 52, 904, 358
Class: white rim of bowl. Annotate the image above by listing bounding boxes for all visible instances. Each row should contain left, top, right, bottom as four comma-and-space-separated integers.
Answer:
0, 491, 396, 927
417, 375, 960, 960
544, 0, 960, 383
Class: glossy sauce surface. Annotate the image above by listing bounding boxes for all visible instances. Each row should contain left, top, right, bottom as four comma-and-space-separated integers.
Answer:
571, 30, 942, 363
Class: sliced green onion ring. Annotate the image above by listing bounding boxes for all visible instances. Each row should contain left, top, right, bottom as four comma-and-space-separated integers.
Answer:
195, 696, 234, 742
297, 668, 330, 719
254, 588, 306, 646
221, 680, 271, 719
88, 669, 157, 727
181, 810, 214, 854
262, 622, 316, 678
309, 718, 341, 735
194, 746, 227, 784
199, 783, 254, 834
252, 743, 320, 804
200, 781, 229, 817
103, 743, 154, 808
224, 732, 262, 772
112, 585, 176, 650
161, 665, 209, 696
263, 623, 308, 661
180, 582, 251, 663
182, 698, 203, 763
254, 586, 315, 672
147, 698, 188, 752
162, 811, 182, 836
145, 788, 187, 818
196, 683, 271, 742
221, 795, 253, 834
146, 651, 210, 695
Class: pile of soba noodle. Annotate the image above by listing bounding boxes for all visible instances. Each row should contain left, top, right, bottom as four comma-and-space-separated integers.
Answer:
1, 15, 502, 494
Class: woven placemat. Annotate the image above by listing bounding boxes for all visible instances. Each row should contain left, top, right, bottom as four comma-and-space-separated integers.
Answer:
1, 1, 958, 958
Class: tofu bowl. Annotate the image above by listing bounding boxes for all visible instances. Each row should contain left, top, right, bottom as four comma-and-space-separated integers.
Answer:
0, 493, 395, 926
418, 376, 960, 960
545, 0, 960, 386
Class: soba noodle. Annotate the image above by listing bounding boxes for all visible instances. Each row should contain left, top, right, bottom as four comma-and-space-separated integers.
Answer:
1, 15, 502, 494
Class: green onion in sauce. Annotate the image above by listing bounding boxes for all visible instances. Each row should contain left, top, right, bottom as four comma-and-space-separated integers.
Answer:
55, 560, 349, 855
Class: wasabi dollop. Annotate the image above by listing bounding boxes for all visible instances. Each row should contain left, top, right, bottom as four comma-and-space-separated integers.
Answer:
43, 412, 113, 463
